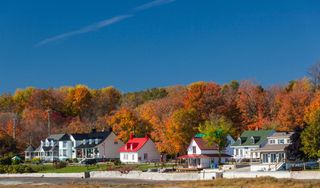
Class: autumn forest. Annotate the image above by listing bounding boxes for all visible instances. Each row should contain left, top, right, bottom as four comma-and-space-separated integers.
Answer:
1, 63, 320, 156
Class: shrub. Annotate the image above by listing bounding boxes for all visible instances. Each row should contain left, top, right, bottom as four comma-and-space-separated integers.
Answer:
53, 161, 67, 169
0, 165, 35, 174
31, 158, 41, 164
72, 158, 79, 163
112, 159, 121, 166
0, 156, 12, 165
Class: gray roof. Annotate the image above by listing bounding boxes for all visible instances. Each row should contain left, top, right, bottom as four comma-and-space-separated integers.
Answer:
268, 132, 293, 139
47, 134, 66, 141
255, 144, 289, 153
25, 145, 35, 152
34, 146, 41, 152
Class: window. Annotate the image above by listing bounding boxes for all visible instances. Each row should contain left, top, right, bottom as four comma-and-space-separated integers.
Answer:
63, 141, 67, 148
269, 139, 276, 144
95, 138, 99, 144
192, 146, 196, 154
132, 154, 135, 160
278, 139, 284, 144
124, 154, 128, 160
83, 139, 86, 144
144, 153, 148, 160
89, 139, 92, 144
63, 149, 67, 157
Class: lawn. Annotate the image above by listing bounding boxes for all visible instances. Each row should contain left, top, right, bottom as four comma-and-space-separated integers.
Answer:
34, 163, 174, 173
38, 164, 110, 173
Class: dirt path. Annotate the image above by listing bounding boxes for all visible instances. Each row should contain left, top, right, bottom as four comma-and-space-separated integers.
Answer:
0, 177, 176, 187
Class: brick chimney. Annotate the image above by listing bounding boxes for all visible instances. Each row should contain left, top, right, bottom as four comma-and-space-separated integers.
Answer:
130, 133, 134, 140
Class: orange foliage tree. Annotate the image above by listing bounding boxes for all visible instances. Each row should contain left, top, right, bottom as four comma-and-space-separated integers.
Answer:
276, 79, 312, 131
107, 108, 151, 142
184, 82, 224, 120
237, 81, 269, 130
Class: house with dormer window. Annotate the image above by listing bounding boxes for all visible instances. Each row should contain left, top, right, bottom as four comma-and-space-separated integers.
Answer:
231, 130, 275, 162
119, 133, 160, 163
26, 129, 124, 161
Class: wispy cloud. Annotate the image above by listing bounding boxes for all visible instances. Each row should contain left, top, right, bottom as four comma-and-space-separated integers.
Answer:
36, 0, 176, 47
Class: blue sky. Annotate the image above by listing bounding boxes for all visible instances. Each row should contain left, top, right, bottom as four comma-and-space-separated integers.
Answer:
1, 0, 320, 93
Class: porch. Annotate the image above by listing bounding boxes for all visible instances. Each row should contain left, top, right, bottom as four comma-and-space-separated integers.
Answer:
76, 147, 100, 159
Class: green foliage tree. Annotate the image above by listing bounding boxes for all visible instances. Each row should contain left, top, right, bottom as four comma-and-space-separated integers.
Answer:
199, 117, 234, 164
285, 125, 307, 161
301, 110, 320, 159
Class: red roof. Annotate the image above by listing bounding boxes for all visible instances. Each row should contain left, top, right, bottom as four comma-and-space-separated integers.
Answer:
118, 136, 149, 153
178, 154, 232, 159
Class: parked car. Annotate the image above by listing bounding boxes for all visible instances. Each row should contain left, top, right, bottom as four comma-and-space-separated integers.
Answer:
95, 158, 107, 163
80, 158, 97, 165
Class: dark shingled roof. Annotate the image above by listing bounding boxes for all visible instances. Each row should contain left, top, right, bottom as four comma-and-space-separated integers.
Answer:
71, 131, 111, 141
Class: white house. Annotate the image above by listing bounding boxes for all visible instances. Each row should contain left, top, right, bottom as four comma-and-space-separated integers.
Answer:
251, 132, 293, 171
28, 129, 124, 161
119, 134, 160, 163
231, 130, 275, 162
71, 130, 124, 160
178, 133, 234, 169
33, 134, 68, 162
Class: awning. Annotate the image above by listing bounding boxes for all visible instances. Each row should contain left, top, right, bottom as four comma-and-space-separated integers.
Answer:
178, 154, 232, 159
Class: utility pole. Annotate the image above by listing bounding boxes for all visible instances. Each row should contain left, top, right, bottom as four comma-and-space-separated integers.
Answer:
47, 109, 51, 137
12, 113, 17, 139
29, 134, 32, 145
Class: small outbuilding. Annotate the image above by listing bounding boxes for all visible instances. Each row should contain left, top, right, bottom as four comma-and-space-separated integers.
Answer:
24, 145, 35, 160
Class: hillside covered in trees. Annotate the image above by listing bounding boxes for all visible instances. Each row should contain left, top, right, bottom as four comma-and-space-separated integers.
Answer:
2, 64, 320, 156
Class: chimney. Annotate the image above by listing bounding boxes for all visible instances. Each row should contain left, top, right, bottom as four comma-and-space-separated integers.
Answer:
108, 127, 113, 132
91, 128, 97, 133
130, 143, 133, 150
130, 133, 134, 140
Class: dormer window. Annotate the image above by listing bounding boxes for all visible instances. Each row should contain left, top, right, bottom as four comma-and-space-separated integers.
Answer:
95, 138, 98, 144
250, 137, 255, 144
51, 140, 54, 146
89, 139, 92, 144
269, 139, 275, 144
83, 139, 86, 144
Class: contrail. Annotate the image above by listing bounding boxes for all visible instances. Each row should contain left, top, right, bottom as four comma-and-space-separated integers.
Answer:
36, 0, 176, 47
35, 15, 132, 47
